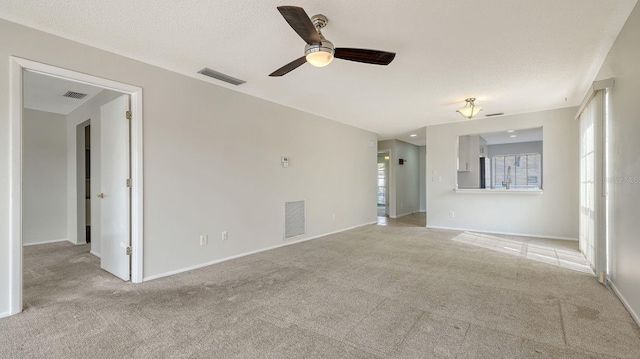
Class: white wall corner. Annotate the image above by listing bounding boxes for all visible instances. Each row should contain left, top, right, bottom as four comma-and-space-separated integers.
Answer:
609, 282, 640, 327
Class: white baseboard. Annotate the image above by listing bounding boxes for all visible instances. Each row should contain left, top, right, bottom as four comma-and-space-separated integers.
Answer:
22, 238, 68, 246
425, 225, 578, 241
90, 250, 101, 258
391, 211, 418, 219
143, 221, 377, 282
0, 311, 12, 319
609, 281, 640, 327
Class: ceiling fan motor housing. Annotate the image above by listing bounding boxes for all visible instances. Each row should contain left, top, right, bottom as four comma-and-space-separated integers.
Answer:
311, 14, 328, 29
305, 14, 334, 66
305, 40, 335, 58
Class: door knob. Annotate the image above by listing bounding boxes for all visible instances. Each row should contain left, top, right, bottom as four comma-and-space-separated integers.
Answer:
97, 193, 105, 198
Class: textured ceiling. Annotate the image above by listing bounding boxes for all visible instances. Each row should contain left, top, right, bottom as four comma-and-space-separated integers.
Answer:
1, 0, 636, 142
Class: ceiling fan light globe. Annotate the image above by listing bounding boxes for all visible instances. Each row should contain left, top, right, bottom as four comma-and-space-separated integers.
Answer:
305, 40, 335, 68
306, 52, 334, 67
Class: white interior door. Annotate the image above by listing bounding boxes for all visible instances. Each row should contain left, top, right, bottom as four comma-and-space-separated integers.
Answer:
99, 95, 131, 281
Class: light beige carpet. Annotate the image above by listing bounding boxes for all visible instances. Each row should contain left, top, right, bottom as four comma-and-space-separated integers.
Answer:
2, 219, 639, 358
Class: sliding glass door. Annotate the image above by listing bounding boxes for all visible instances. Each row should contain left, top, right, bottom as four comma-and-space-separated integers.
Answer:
578, 90, 606, 279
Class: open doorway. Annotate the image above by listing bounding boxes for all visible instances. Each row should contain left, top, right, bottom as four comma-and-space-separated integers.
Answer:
84, 123, 91, 244
9, 57, 144, 316
377, 150, 390, 219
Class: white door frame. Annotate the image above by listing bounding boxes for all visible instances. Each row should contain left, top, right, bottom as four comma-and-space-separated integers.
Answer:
9, 57, 144, 316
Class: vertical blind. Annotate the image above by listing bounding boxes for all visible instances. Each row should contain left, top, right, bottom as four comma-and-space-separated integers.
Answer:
578, 90, 603, 271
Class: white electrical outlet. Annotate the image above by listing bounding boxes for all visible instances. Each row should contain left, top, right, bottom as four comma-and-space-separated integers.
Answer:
222, 231, 228, 241
200, 235, 208, 245
449, 211, 455, 218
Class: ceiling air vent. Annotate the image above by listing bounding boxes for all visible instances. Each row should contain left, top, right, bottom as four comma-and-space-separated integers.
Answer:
63, 91, 88, 99
485, 112, 504, 117
198, 68, 246, 86
62, 91, 87, 100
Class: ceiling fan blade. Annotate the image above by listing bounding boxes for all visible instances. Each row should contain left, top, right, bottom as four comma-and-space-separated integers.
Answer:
269, 56, 308, 77
277, 6, 322, 45
334, 48, 396, 65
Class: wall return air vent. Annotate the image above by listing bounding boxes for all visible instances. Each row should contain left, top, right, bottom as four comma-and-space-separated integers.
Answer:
284, 201, 306, 239
198, 68, 246, 86
63, 91, 88, 99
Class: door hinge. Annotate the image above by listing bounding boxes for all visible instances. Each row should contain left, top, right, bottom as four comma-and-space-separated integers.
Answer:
126, 246, 132, 256
126, 111, 132, 120
126, 178, 132, 187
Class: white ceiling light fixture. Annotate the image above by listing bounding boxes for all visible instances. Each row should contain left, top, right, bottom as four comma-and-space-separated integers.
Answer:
507, 129, 515, 133
410, 134, 417, 137
456, 98, 483, 119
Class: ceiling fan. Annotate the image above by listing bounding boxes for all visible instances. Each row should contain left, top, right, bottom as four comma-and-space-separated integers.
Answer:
269, 6, 396, 77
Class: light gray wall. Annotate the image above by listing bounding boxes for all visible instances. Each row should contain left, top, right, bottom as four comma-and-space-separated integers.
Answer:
0, 19, 377, 315
487, 141, 543, 158
426, 107, 579, 239
593, 1, 640, 324
66, 90, 122, 253
377, 140, 395, 149
394, 140, 420, 216
419, 145, 426, 212
22, 109, 67, 245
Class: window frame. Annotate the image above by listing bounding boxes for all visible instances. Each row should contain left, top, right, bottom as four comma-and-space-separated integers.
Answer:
491, 152, 542, 190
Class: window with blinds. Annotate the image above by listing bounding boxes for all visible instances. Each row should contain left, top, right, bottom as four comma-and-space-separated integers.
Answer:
492, 153, 542, 189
